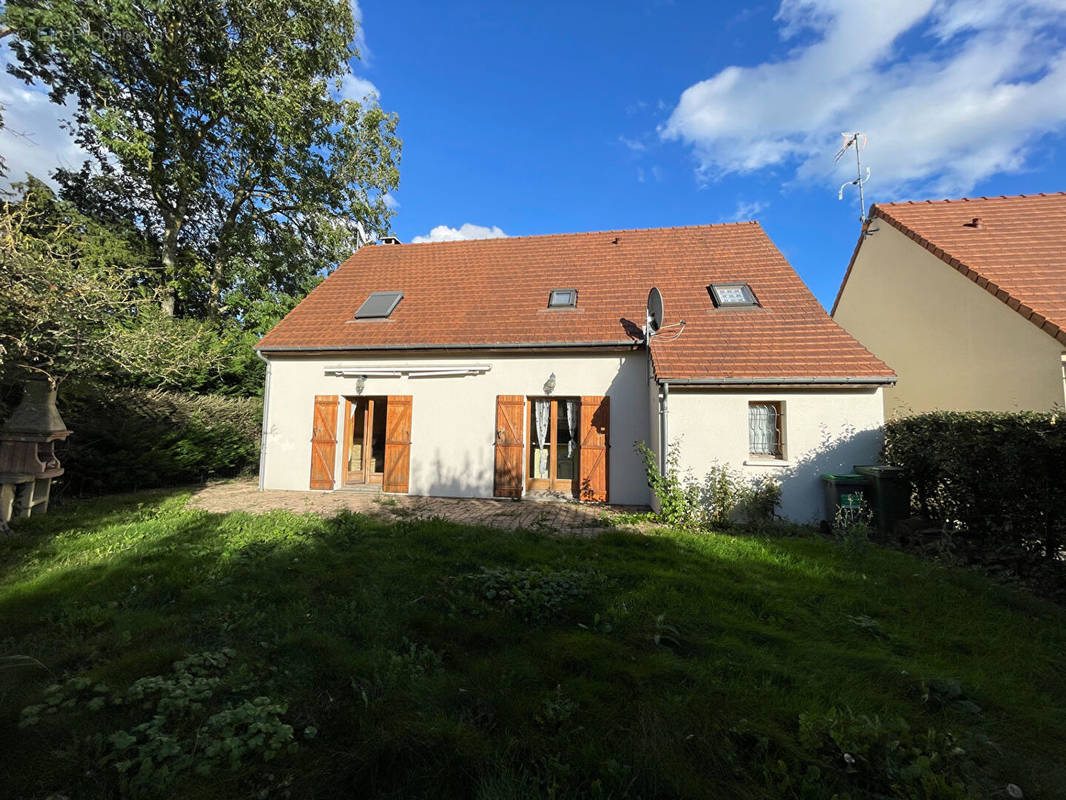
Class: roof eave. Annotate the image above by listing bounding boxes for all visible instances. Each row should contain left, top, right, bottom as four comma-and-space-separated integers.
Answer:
255, 339, 644, 354
656, 376, 897, 387
830, 210, 881, 317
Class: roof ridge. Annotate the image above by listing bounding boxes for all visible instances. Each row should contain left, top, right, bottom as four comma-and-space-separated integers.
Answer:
394, 221, 763, 246
877, 191, 1066, 209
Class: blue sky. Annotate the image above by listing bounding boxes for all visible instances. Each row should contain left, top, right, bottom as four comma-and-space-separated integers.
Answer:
4, 0, 1066, 308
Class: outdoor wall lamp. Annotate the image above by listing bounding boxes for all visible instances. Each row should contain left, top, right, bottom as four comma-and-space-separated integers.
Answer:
356, 375, 367, 394
543, 372, 557, 395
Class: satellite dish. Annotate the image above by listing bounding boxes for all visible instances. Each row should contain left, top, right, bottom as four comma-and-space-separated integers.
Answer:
647, 287, 664, 334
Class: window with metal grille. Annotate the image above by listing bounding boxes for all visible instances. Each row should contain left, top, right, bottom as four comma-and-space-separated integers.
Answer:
748, 401, 783, 458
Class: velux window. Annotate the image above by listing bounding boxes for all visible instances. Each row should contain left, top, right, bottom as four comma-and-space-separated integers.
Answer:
709, 283, 758, 308
547, 289, 577, 308
748, 401, 783, 458
354, 291, 403, 319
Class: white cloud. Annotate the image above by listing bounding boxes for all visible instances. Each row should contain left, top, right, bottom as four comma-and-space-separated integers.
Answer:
661, 0, 1066, 196
340, 72, 380, 103
350, 0, 371, 64
723, 200, 769, 222
0, 45, 89, 189
382, 192, 399, 210
411, 223, 508, 243
618, 134, 647, 152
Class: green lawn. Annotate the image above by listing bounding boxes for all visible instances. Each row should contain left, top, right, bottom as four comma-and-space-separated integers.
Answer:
1, 492, 1064, 799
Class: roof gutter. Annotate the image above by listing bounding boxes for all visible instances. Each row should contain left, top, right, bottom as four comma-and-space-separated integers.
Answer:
255, 350, 272, 491
658, 380, 669, 478
660, 376, 896, 386
256, 340, 642, 353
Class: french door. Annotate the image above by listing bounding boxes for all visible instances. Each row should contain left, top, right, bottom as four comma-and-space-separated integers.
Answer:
342, 396, 388, 485
526, 397, 579, 495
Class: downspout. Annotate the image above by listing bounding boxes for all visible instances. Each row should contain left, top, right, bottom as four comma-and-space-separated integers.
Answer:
255, 350, 272, 491
658, 380, 669, 478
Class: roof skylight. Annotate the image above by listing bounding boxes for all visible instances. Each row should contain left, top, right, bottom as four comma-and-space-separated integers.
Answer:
354, 291, 403, 319
709, 283, 759, 308
547, 289, 577, 308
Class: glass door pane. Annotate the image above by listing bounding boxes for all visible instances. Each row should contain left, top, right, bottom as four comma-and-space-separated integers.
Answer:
529, 399, 551, 480
555, 399, 577, 482
370, 398, 387, 473
347, 400, 366, 481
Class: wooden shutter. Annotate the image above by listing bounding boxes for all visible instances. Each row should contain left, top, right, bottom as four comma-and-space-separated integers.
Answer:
493, 395, 525, 498
383, 395, 413, 493
578, 395, 609, 502
309, 395, 339, 490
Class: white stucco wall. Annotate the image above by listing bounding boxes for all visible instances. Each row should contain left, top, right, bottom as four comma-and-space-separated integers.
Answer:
261, 351, 652, 505
666, 387, 886, 523
833, 223, 1065, 416
261, 350, 885, 522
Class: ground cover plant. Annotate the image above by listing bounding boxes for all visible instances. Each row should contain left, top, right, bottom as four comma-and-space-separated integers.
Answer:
2, 491, 1064, 799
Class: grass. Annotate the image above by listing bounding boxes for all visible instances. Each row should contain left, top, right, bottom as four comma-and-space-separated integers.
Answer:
1, 491, 1064, 799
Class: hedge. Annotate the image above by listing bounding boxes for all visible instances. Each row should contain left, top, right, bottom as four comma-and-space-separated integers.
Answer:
883, 411, 1065, 561
49, 383, 262, 496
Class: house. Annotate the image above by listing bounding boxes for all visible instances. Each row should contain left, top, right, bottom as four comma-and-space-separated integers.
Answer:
255, 223, 895, 522
833, 193, 1066, 417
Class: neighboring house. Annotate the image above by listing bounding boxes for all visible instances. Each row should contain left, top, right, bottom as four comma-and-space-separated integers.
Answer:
255, 223, 894, 521
833, 193, 1066, 417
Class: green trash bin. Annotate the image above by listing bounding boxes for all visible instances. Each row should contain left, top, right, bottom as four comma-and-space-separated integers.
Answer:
853, 465, 909, 534
821, 473, 869, 528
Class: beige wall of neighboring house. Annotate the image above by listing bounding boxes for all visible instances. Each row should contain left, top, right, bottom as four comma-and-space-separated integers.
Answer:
833, 223, 1066, 416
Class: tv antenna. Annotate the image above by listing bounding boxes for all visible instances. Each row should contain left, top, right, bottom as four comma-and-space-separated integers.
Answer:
354, 221, 371, 250
836, 132, 870, 222
645, 287, 685, 343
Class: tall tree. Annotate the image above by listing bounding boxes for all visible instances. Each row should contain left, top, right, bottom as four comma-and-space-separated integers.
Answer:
2, 0, 401, 318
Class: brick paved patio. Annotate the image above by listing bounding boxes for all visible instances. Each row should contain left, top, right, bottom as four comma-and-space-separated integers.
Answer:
188, 478, 650, 536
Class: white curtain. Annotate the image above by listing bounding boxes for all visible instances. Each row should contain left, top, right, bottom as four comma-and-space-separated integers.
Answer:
534, 399, 550, 477
748, 403, 779, 455
565, 400, 578, 458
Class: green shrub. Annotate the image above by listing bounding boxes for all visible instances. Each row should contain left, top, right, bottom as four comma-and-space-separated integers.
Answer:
636, 441, 781, 530
634, 441, 703, 529
883, 411, 1065, 561
53, 381, 261, 495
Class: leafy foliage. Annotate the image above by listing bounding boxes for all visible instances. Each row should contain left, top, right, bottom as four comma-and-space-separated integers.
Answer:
3, 0, 401, 320
636, 441, 781, 530
833, 498, 875, 557
20, 650, 300, 794
798, 706, 982, 799
883, 411, 1065, 563
455, 567, 595, 624
0, 179, 226, 387
634, 441, 703, 529
54, 382, 261, 495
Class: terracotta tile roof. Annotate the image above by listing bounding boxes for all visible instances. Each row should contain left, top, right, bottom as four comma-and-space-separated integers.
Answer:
833, 192, 1066, 345
257, 223, 895, 382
